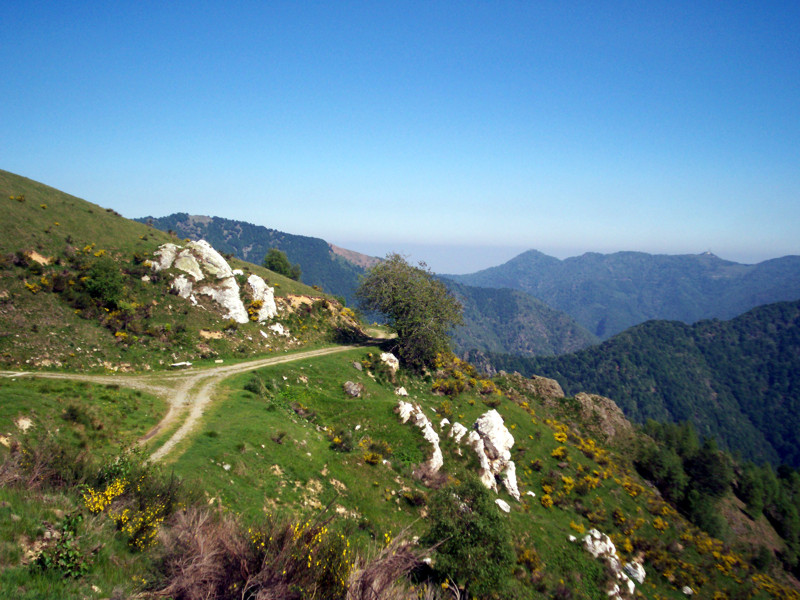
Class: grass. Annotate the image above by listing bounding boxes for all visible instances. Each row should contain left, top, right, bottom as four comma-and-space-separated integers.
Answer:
163, 349, 799, 599
0, 169, 355, 372
0, 377, 170, 599
0, 377, 167, 456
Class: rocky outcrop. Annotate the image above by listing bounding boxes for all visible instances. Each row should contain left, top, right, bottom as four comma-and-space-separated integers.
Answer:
579, 528, 644, 599
529, 375, 565, 400
573, 392, 632, 440
152, 240, 254, 323
468, 410, 520, 500
505, 372, 565, 400
196, 277, 249, 323
245, 274, 278, 321
396, 401, 443, 472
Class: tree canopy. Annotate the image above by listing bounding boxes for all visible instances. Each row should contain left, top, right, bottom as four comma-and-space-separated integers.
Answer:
263, 248, 301, 281
355, 253, 462, 370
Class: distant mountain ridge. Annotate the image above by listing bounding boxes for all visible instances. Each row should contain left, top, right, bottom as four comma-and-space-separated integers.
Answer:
485, 299, 800, 467
446, 249, 800, 338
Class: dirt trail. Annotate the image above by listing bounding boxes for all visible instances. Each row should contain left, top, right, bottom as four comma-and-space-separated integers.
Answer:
1, 345, 357, 462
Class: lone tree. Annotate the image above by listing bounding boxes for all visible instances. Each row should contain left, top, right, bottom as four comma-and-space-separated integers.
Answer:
263, 248, 301, 281
355, 253, 462, 370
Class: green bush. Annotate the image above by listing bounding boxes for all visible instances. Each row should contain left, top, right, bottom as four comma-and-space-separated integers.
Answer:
422, 475, 514, 597
263, 248, 301, 281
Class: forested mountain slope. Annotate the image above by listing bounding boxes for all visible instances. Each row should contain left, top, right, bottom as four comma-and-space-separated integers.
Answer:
447, 250, 800, 338
445, 280, 598, 357
485, 299, 800, 467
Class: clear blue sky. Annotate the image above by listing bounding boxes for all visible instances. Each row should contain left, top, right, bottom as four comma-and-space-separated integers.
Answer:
2, 1, 798, 272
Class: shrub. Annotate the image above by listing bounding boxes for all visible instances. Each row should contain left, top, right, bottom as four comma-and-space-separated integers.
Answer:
422, 476, 514, 597
263, 248, 301, 281
85, 256, 125, 309
33, 512, 90, 578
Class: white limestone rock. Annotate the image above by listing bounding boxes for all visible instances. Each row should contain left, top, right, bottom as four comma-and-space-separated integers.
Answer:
495, 499, 511, 513
449, 422, 468, 444
380, 352, 400, 373
270, 322, 290, 336
174, 249, 204, 281
245, 274, 278, 321
397, 400, 415, 424
394, 387, 409, 397
396, 400, 443, 472
171, 274, 194, 299
195, 277, 248, 323
186, 240, 232, 279
682, 587, 694, 596
470, 410, 520, 500
582, 529, 638, 599
623, 561, 646, 585
466, 431, 497, 491
440, 418, 451, 429
152, 243, 180, 271
502, 461, 521, 501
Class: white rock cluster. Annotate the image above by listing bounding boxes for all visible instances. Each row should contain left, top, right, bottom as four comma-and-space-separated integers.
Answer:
151, 240, 277, 324
396, 400, 443, 472
578, 528, 645, 599
466, 410, 520, 500
398, 405, 520, 501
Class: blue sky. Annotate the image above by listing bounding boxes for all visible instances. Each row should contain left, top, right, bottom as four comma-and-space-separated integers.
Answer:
2, 1, 798, 272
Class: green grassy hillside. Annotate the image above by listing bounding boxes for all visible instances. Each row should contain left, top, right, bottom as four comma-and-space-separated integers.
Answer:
0, 170, 358, 371
3, 349, 799, 598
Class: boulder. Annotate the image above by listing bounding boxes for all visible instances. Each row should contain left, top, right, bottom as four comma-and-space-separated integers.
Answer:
394, 387, 408, 396
495, 499, 511, 513
380, 352, 400, 373
245, 274, 278, 321
471, 410, 520, 500
343, 381, 365, 397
